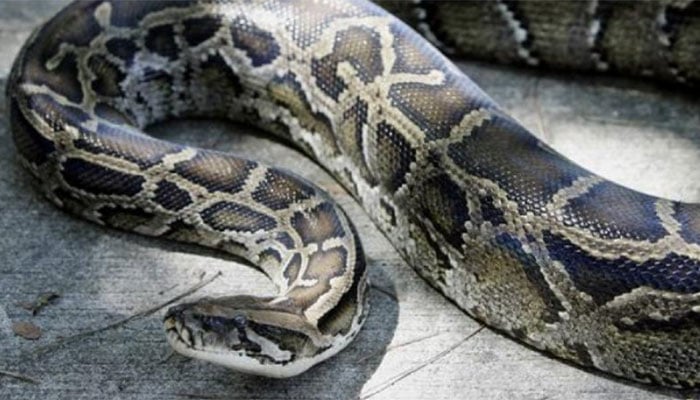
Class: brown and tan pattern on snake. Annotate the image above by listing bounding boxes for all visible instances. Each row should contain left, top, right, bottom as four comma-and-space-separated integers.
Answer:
6, 0, 700, 387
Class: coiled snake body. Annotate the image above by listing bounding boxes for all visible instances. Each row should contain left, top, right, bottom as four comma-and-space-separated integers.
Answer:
7, 0, 700, 387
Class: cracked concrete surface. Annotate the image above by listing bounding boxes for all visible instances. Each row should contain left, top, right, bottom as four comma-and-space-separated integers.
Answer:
1, 2, 699, 399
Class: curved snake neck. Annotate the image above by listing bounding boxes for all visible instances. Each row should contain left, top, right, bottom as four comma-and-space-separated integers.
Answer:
7, 0, 700, 387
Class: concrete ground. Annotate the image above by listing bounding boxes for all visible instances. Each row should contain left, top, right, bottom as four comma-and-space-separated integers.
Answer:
1, 2, 699, 399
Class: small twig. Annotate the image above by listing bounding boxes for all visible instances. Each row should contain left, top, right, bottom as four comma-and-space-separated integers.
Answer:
384, 331, 442, 352
360, 325, 486, 400
158, 283, 179, 296
29, 271, 222, 357
0, 369, 39, 384
357, 331, 444, 364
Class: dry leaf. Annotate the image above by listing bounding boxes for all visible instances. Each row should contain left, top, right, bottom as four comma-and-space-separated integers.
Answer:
12, 321, 42, 340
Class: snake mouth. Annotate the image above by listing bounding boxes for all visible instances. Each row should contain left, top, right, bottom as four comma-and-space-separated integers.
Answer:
164, 316, 196, 349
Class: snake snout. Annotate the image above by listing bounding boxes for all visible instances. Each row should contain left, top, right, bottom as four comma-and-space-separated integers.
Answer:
161, 296, 337, 377
164, 303, 187, 322
164, 298, 259, 352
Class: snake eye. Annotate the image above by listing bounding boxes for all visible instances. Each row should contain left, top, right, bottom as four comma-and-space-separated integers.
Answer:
232, 314, 247, 328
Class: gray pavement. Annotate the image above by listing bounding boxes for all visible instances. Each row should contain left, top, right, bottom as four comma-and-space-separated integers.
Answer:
1, 2, 699, 399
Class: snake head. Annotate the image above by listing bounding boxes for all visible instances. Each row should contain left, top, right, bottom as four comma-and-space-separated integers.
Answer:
163, 295, 332, 378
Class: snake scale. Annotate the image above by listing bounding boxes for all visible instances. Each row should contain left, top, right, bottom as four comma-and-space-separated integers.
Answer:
6, 0, 700, 388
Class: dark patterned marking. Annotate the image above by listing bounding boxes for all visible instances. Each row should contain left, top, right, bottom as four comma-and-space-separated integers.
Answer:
388, 76, 482, 141
61, 158, 145, 196
34, 1, 102, 46
319, 224, 366, 336
311, 26, 384, 100
479, 195, 506, 226
134, 92, 148, 107
74, 123, 182, 169
105, 38, 139, 66
508, 2, 605, 71
341, 167, 360, 198
405, 1, 524, 65
510, 327, 528, 341
18, 94, 76, 142
372, 121, 415, 192
279, 0, 373, 48
17, 0, 119, 102
10, 100, 55, 165
380, 199, 397, 227
163, 219, 207, 244
98, 205, 154, 230
290, 202, 345, 246
338, 97, 374, 185
251, 169, 315, 210
544, 231, 700, 305
562, 181, 667, 241
599, 2, 668, 78
25, 51, 83, 104
673, 203, 700, 246
635, 372, 694, 389
269, 72, 338, 154
247, 319, 310, 358
201, 201, 277, 233
191, 53, 244, 112
447, 112, 589, 215
287, 247, 348, 310
275, 232, 296, 249
414, 221, 452, 286
88, 54, 126, 97
145, 24, 179, 60
615, 312, 700, 334
417, 172, 469, 249
94, 103, 135, 125
310, 59, 346, 101
141, 66, 173, 87
183, 16, 222, 47
52, 187, 87, 214
662, 5, 687, 80
572, 343, 595, 367
267, 118, 293, 141
667, 2, 700, 83
589, 1, 614, 71
494, 233, 565, 323
283, 253, 303, 283
390, 22, 444, 75
26, 93, 91, 130
49, 52, 85, 103
259, 248, 282, 267
173, 151, 255, 194
230, 16, 280, 67
153, 180, 192, 211
500, 1, 537, 57
107, 0, 194, 28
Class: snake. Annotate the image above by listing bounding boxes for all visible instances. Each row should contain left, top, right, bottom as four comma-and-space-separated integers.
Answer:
6, 0, 700, 388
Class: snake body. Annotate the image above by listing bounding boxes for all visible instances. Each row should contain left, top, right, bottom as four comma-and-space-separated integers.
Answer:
7, 0, 700, 387
382, 0, 700, 85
